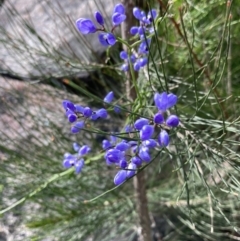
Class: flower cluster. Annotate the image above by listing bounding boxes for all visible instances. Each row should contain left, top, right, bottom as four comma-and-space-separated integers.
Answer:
63, 143, 91, 174
120, 7, 157, 72
102, 91, 179, 185
76, 4, 126, 46
62, 100, 108, 133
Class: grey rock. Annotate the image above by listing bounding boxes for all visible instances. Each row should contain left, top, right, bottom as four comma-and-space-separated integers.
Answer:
0, 0, 118, 78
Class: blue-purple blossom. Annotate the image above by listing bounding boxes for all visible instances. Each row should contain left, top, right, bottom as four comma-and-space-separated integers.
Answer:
115, 141, 130, 151
75, 104, 84, 114
154, 92, 178, 111
98, 33, 116, 46
67, 111, 77, 123
63, 154, 76, 168
78, 145, 91, 156
121, 63, 129, 72
112, 4, 126, 26
113, 3, 125, 14
134, 118, 149, 130
133, 7, 143, 20
140, 125, 154, 141
105, 148, 123, 163
143, 139, 157, 148
132, 7, 157, 24
134, 61, 141, 71
64, 100, 76, 111
83, 107, 93, 117
131, 156, 142, 166
166, 115, 179, 127
139, 57, 148, 67
120, 51, 128, 60
63, 143, 90, 174
71, 121, 85, 134
154, 113, 164, 124
73, 143, 80, 152
158, 130, 169, 147
104, 91, 114, 104
139, 147, 151, 162
138, 38, 151, 54
76, 18, 97, 34
102, 139, 111, 150
127, 163, 137, 178
119, 158, 128, 169
75, 159, 85, 174
96, 108, 108, 119
95, 11, 104, 25
114, 170, 127, 185
130, 26, 138, 35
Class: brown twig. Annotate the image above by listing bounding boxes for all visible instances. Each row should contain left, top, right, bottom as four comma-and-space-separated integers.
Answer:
121, 1, 152, 241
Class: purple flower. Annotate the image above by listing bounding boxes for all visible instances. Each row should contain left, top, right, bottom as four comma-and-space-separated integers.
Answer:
147, 9, 157, 23
102, 139, 111, 150
154, 92, 168, 111
134, 118, 149, 130
104, 91, 114, 104
133, 7, 142, 20
121, 63, 129, 72
154, 92, 178, 111
115, 141, 130, 151
112, 13, 126, 26
112, 4, 126, 26
131, 156, 142, 166
98, 33, 116, 46
96, 108, 108, 119
113, 3, 125, 14
78, 145, 91, 156
130, 26, 138, 35
139, 57, 148, 67
73, 143, 80, 152
134, 61, 141, 71
119, 158, 128, 169
166, 93, 178, 109
62, 100, 76, 111
76, 18, 97, 34
139, 147, 151, 162
114, 170, 127, 185
154, 113, 164, 124
138, 39, 151, 54
142, 9, 157, 24
83, 107, 92, 118
166, 115, 179, 127
67, 111, 77, 123
62, 100, 71, 110
71, 121, 85, 134
158, 130, 169, 147
120, 51, 128, 60
75, 159, 85, 174
138, 26, 145, 35
74, 104, 84, 114
63, 154, 76, 168
105, 148, 123, 163
127, 163, 137, 178
143, 139, 157, 148
140, 125, 154, 141
95, 11, 104, 25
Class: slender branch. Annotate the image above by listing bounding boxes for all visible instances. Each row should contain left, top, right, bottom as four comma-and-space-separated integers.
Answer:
121, 1, 152, 240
